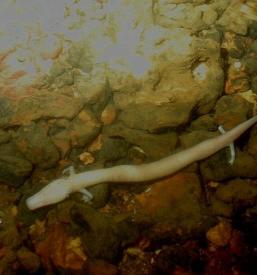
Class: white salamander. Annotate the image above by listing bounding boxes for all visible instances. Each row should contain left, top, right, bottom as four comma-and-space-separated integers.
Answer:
26, 116, 257, 210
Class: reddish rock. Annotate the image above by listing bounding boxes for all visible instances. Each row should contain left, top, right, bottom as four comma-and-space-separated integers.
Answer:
134, 172, 209, 236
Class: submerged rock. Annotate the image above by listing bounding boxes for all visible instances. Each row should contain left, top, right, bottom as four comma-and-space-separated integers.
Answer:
70, 203, 139, 261
214, 94, 253, 128
134, 172, 213, 237
247, 124, 257, 158
200, 149, 257, 182
14, 122, 60, 169
98, 137, 130, 162
215, 178, 257, 205
17, 247, 40, 273
0, 129, 10, 144
210, 178, 257, 217
103, 122, 177, 160
0, 92, 83, 128
118, 102, 193, 133
0, 143, 32, 187
69, 109, 101, 147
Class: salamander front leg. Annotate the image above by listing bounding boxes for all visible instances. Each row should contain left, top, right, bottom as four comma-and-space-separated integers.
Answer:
63, 166, 94, 203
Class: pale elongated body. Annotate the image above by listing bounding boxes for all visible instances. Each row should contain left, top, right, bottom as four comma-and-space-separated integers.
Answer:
26, 116, 257, 210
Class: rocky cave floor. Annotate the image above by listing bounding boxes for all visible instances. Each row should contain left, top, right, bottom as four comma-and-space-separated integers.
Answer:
1, 16, 257, 275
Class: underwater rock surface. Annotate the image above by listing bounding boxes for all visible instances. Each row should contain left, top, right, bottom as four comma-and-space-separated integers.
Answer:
0, 0, 257, 273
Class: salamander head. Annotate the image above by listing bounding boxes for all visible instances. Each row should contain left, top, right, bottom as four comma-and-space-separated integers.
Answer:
26, 178, 71, 210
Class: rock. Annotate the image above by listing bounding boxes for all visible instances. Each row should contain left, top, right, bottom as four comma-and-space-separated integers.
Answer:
112, 30, 223, 129
214, 94, 253, 129
14, 122, 60, 169
66, 41, 93, 73
0, 185, 19, 206
101, 103, 117, 125
154, 243, 203, 275
56, 70, 74, 87
0, 129, 10, 144
210, 196, 233, 217
98, 137, 130, 162
242, 53, 257, 75
200, 28, 221, 42
119, 248, 155, 275
0, 207, 22, 274
0, 93, 83, 128
17, 247, 40, 273
209, 178, 257, 217
188, 114, 216, 131
118, 102, 193, 133
134, 172, 212, 236
48, 119, 72, 158
34, 222, 87, 272
248, 22, 257, 39
179, 130, 218, 149
247, 125, 257, 159
251, 75, 257, 93
47, 60, 66, 82
225, 59, 250, 94
73, 69, 108, 108
215, 178, 257, 205
70, 204, 139, 261
0, 187, 20, 275
153, 1, 217, 32
206, 221, 232, 247
46, 61, 74, 88
216, 1, 249, 35
249, 40, 257, 54
0, 143, 33, 187
85, 259, 118, 275
200, 149, 257, 182
221, 32, 247, 59
69, 109, 101, 147
50, 113, 101, 156
88, 183, 110, 209
202, 7, 218, 25
50, 129, 71, 158
0, 97, 14, 128
103, 122, 177, 160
